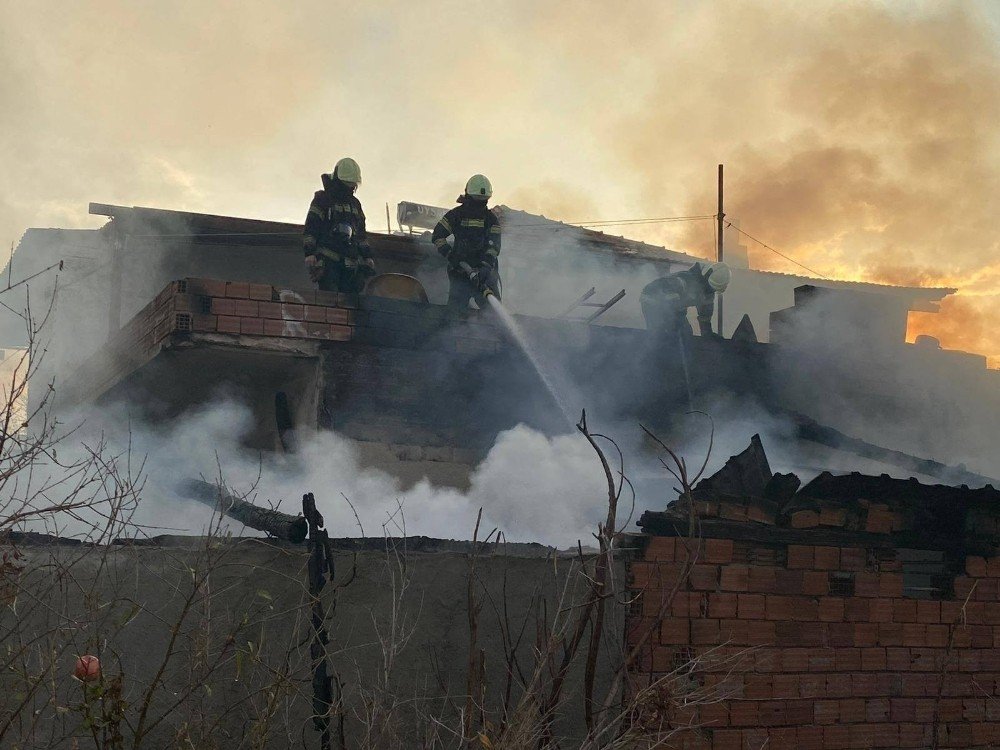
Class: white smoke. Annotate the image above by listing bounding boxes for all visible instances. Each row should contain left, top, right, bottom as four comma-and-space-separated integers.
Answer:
20, 399, 611, 548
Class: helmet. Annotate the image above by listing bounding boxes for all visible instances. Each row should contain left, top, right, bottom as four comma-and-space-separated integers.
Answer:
464, 174, 493, 201
704, 262, 731, 293
333, 157, 362, 188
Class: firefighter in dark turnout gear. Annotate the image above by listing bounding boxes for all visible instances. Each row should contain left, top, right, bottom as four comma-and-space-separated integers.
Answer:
640, 261, 732, 337
302, 157, 376, 293
431, 174, 501, 311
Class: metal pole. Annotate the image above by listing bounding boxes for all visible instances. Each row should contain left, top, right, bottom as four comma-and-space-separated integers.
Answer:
716, 164, 725, 337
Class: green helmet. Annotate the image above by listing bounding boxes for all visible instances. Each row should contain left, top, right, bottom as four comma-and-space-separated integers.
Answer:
333, 157, 362, 187
464, 174, 493, 201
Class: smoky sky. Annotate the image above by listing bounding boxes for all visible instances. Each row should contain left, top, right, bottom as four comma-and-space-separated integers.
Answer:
2, 0, 998, 363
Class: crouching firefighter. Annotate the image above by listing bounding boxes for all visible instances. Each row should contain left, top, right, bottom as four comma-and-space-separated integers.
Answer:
431, 174, 501, 311
302, 157, 376, 293
640, 262, 731, 338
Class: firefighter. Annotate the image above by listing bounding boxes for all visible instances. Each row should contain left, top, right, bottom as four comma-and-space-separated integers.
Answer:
431, 174, 501, 311
640, 262, 731, 338
302, 157, 376, 293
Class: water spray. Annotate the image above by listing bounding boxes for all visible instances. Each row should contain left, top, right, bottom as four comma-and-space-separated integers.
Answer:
458, 262, 575, 430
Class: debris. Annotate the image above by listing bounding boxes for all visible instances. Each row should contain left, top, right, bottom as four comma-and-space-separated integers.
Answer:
730, 313, 758, 343
178, 479, 308, 543
693, 434, 773, 499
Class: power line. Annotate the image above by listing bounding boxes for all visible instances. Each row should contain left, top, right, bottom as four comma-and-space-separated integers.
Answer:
507, 214, 715, 229
724, 221, 827, 279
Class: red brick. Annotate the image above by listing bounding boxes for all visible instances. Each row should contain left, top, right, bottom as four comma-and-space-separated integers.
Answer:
819, 506, 847, 527
865, 506, 894, 534
747, 620, 776, 645
839, 546, 866, 571
814, 546, 841, 570
966, 556, 988, 577
790, 510, 819, 528
781, 648, 811, 671
850, 672, 877, 696
802, 571, 830, 596
796, 726, 824, 750
986, 601, 1000, 624
823, 725, 849, 749
240, 317, 263, 335
711, 729, 741, 750
188, 313, 216, 332
861, 646, 887, 670
826, 674, 852, 697
868, 722, 899, 748
774, 569, 803, 595
785, 699, 814, 724
814, 699, 839, 724
886, 646, 911, 671
902, 623, 926, 647
232, 299, 257, 317
787, 544, 814, 569
210, 297, 237, 316
835, 648, 862, 671
262, 319, 288, 337
758, 700, 785, 727
719, 565, 749, 592
898, 723, 930, 748
879, 573, 904, 597
854, 572, 879, 597
728, 701, 758, 727
925, 624, 949, 647
659, 618, 690, 644
643, 536, 676, 561
303, 305, 327, 323
736, 593, 765, 619
809, 650, 836, 672
840, 698, 865, 723
704, 538, 733, 564
225, 281, 250, 298
281, 303, 305, 320
916, 600, 940, 623
828, 622, 855, 647
217, 315, 240, 334
855, 622, 879, 646
668, 591, 702, 617
708, 593, 738, 618
248, 283, 273, 301
893, 598, 917, 622
844, 598, 870, 621
329, 324, 352, 341
770, 674, 799, 698
869, 598, 893, 623
817, 597, 844, 622
185, 277, 227, 297
765, 595, 796, 620
748, 566, 776, 592
258, 301, 281, 318
691, 619, 720, 645
326, 307, 352, 326
939, 601, 962, 625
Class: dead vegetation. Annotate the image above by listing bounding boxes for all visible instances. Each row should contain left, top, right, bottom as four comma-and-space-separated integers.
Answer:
0, 297, 747, 748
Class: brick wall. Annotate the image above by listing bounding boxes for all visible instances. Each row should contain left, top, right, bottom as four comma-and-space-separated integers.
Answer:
628, 529, 1000, 749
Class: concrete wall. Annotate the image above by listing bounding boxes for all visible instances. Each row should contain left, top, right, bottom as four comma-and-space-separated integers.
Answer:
0, 538, 624, 749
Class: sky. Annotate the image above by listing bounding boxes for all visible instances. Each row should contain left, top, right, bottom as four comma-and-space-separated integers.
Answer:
2, 0, 998, 365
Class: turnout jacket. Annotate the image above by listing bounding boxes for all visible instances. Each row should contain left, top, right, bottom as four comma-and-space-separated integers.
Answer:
302, 174, 371, 263
431, 199, 501, 268
640, 263, 715, 329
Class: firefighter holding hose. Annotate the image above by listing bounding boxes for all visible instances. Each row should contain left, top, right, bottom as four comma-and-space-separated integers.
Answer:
431, 174, 501, 311
640, 262, 731, 338
302, 157, 376, 293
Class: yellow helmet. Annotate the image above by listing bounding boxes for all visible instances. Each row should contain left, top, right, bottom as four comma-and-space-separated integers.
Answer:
333, 157, 362, 187
464, 174, 493, 201
705, 262, 732, 293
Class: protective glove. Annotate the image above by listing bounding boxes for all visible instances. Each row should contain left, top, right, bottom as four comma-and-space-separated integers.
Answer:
304, 254, 324, 282
438, 243, 454, 261
343, 257, 358, 270
359, 257, 376, 276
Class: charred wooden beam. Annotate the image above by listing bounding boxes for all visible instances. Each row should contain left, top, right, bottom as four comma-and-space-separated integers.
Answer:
178, 479, 307, 543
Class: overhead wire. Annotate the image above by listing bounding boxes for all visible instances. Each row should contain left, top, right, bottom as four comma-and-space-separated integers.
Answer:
723, 220, 828, 279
